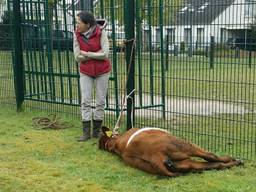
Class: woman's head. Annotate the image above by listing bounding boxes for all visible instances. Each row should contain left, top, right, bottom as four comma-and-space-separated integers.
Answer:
76, 11, 96, 33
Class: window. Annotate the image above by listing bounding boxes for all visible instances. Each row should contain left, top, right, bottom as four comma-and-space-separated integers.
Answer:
198, 2, 209, 11
143, 29, 150, 50
220, 28, 228, 43
167, 28, 175, 44
197, 28, 204, 47
245, 0, 256, 17
184, 28, 192, 44
179, 6, 188, 13
156, 28, 161, 44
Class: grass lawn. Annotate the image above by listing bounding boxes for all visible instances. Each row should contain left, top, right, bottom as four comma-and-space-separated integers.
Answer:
0, 105, 256, 192
1, 50, 256, 104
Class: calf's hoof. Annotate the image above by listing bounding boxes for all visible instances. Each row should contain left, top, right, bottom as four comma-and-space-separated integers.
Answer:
235, 159, 244, 166
164, 158, 175, 171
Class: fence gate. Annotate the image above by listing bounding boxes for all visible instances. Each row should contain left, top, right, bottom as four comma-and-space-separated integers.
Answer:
11, 0, 166, 123
14, 0, 81, 107
93, 0, 256, 160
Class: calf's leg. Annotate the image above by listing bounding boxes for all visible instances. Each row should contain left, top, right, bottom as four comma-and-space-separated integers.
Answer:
122, 154, 180, 177
170, 159, 242, 173
167, 142, 235, 163
192, 150, 235, 163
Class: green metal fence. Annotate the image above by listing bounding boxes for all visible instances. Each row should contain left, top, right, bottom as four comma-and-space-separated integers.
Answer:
0, 0, 256, 160
0, 1, 15, 108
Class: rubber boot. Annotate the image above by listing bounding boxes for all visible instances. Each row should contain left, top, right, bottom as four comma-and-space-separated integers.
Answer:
92, 120, 102, 138
78, 121, 91, 142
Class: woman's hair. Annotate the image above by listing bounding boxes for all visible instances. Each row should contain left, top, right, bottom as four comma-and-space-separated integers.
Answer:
77, 11, 96, 27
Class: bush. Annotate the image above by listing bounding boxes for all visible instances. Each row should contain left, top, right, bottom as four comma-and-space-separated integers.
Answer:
193, 49, 206, 56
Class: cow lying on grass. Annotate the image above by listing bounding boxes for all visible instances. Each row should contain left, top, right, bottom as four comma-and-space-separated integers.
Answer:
99, 126, 242, 177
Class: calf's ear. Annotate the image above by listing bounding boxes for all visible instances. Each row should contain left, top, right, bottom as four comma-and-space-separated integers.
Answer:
101, 126, 113, 137
101, 126, 110, 132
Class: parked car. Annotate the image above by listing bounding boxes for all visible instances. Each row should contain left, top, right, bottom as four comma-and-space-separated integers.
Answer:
0, 22, 42, 51
52, 29, 73, 51
226, 37, 256, 51
0, 32, 12, 50
0, 24, 12, 50
0, 23, 73, 51
22, 23, 44, 51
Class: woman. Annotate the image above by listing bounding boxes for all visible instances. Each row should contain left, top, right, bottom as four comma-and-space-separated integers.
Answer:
74, 11, 111, 142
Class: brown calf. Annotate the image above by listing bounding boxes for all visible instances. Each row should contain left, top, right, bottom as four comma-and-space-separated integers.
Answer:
99, 126, 242, 177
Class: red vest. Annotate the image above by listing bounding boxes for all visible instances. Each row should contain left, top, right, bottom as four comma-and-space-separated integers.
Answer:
76, 26, 111, 77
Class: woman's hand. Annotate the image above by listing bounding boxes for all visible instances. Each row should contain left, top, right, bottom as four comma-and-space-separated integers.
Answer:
80, 50, 106, 60
80, 51, 91, 61
84, 56, 90, 61
80, 50, 89, 57
77, 54, 90, 62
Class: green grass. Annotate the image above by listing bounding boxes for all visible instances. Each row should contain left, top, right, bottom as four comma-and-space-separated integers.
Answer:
1, 50, 256, 105
1, 50, 256, 160
0, 106, 256, 192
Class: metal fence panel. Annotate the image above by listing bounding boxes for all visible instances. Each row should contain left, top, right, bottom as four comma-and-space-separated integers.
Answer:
0, 1, 15, 108
132, 0, 256, 159
0, 0, 255, 159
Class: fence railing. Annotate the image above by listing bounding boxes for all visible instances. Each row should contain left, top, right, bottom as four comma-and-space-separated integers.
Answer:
0, 0, 255, 160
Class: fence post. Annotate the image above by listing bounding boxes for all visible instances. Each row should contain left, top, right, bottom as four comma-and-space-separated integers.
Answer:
210, 36, 215, 69
165, 34, 169, 71
249, 51, 252, 68
159, 0, 166, 120
235, 47, 240, 58
12, 0, 24, 111
125, 0, 135, 130
81, 0, 93, 12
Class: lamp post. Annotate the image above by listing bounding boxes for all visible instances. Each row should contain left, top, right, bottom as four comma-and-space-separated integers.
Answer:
188, 4, 193, 57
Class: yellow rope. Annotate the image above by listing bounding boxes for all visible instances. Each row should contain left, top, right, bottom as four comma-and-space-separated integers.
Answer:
113, 38, 136, 134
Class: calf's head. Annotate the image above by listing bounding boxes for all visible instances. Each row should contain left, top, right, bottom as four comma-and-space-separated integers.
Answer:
98, 126, 117, 152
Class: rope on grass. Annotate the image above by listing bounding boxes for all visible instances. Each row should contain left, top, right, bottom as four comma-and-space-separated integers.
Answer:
32, 114, 72, 130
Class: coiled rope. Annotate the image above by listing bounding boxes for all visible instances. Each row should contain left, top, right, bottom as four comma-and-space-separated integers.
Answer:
32, 114, 72, 130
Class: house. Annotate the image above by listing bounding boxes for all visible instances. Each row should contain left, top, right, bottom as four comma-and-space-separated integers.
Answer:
147, 0, 256, 51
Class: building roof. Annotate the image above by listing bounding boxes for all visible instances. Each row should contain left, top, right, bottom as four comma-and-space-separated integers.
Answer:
176, 0, 236, 25
67, 0, 93, 11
